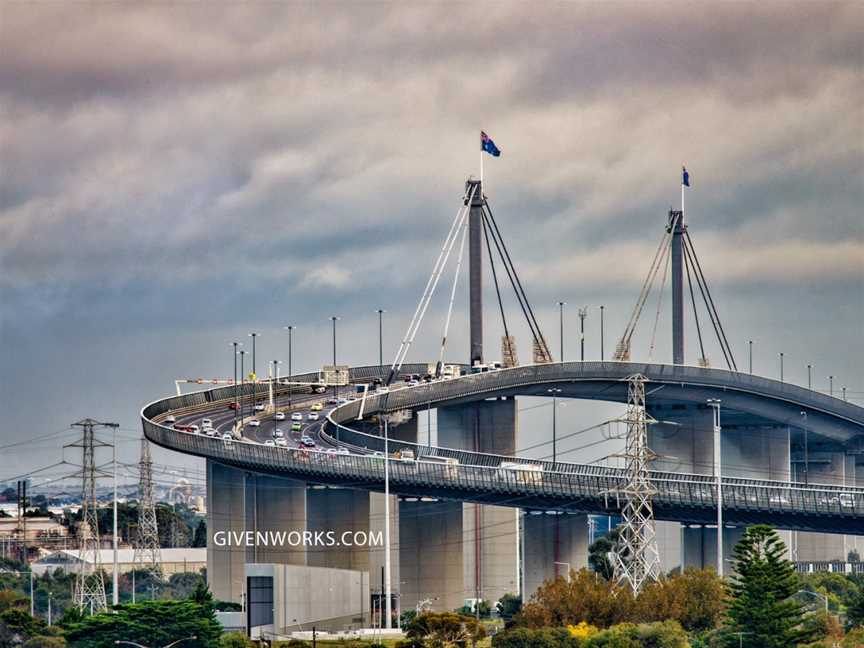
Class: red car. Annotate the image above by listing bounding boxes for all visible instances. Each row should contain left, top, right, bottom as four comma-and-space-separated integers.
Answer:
227, 402, 240, 410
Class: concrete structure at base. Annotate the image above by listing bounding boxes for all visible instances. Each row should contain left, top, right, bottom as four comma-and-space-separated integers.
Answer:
647, 403, 791, 572
246, 563, 369, 637
206, 460, 398, 608
522, 513, 589, 597
793, 452, 859, 562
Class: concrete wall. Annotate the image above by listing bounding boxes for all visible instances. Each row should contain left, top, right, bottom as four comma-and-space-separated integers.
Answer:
245, 474, 307, 566
247, 563, 369, 636
523, 513, 589, 598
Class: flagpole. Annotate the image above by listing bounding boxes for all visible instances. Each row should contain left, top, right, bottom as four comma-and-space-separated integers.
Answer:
480, 146, 484, 183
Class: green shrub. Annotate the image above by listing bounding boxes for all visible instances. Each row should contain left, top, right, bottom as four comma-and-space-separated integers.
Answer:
220, 631, 254, 648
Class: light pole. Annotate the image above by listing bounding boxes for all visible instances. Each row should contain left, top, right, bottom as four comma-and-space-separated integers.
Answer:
547, 388, 562, 463
553, 561, 571, 580
807, 364, 812, 389
829, 375, 834, 397
239, 350, 246, 421
557, 301, 566, 362
114, 637, 197, 648
707, 398, 723, 577
748, 340, 753, 374
798, 589, 829, 614
377, 310, 385, 379
231, 342, 242, 428
381, 415, 393, 629
283, 326, 295, 407
800, 411, 809, 485
779, 352, 784, 383
600, 305, 605, 361
578, 307, 587, 362
249, 332, 258, 410
330, 316, 340, 399
270, 360, 280, 411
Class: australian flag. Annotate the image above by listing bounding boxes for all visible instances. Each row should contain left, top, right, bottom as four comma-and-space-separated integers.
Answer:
481, 131, 501, 157
682, 166, 690, 187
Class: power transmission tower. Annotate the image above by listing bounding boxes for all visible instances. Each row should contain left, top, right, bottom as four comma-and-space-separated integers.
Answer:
612, 375, 661, 595
133, 437, 162, 578
68, 419, 113, 613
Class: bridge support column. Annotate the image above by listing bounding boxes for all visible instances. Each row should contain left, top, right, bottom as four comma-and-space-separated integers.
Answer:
522, 513, 589, 598
647, 405, 791, 572
793, 452, 856, 562
245, 474, 308, 567
426, 398, 520, 608
207, 461, 247, 602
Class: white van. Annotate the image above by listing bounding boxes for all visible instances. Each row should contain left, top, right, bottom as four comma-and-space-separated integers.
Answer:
499, 462, 543, 484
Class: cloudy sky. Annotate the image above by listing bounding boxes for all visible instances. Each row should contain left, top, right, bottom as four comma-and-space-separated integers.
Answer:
1, 2, 862, 483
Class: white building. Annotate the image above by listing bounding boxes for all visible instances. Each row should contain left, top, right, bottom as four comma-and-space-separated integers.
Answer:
32, 547, 206, 576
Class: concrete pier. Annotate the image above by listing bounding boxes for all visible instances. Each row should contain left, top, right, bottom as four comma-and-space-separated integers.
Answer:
522, 513, 589, 597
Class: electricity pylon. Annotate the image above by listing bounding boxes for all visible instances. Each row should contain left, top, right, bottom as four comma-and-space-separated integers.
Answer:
68, 419, 113, 613
133, 437, 162, 577
612, 374, 661, 595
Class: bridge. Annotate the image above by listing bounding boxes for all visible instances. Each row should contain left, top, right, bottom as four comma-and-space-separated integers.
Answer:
139, 176, 863, 612
141, 361, 864, 535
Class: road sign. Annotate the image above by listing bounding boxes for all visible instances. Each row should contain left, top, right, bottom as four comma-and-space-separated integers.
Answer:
321, 365, 349, 386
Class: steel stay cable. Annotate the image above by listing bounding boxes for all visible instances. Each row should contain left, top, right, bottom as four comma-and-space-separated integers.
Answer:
437, 209, 469, 369
682, 235, 732, 370
481, 211, 511, 346
683, 242, 708, 363
483, 202, 552, 360
647, 236, 672, 361
683, 230, 737, 371
480, 208, 544, 358
389, 185, 475, 378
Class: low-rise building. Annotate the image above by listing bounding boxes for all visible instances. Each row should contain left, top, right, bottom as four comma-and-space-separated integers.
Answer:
32, 547, 206, 576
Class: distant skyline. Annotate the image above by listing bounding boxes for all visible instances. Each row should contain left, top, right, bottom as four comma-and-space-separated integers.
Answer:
1, 2, 861, 478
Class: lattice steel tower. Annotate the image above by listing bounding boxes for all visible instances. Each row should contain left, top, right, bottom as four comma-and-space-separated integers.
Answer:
133, 437, 162, 576
612, 375, 661, 595
69, 419, 109, 613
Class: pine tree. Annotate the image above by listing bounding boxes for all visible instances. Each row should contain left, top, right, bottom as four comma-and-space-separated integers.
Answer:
723, 525, 814, 647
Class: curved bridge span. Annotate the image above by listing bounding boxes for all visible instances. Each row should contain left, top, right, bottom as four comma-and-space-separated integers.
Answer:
142, 362, 864, 535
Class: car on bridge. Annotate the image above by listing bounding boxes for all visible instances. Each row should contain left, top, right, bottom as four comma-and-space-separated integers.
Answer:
311, 403, 323, 412
292, 422, 303, 432
254, 404, 265, 412
300, 436, 315, 448
499, 462, 543, 485
307, 412, 319, 421
275, 412, 286, 421
227, 402, 239, 410
273, 428, 284, 438
265, 440, 275, 447
248, 419, 260, 427
291, 412, 303, 421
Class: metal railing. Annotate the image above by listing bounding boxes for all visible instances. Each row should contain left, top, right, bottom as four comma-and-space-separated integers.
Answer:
141, 363, 864, 534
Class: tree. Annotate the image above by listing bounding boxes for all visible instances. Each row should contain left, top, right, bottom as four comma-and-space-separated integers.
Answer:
23, 637, 67, 648
62, 600, 221, 648
496, 593, 522, 621
636, 568, 725, 632
0, 608, 47, 639
518, 568, 635, 629
220, 632, 254, 648
192, 520, 207, 548
586, 620, 689, 647
406, 612, 486, 648
723, 525, 815, 648
845, 586, 864, 630
588, 528, 621, 581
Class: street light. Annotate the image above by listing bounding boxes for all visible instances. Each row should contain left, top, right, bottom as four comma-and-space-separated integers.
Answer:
249, 332, 259, 411
283, 326, 295, 407
779, 352, 784, 383
239, 350, 246, 421
270, 360, 280, 411
330, 316, 340, 399
707, 398, 723, 577
800, 411, 809, 486
547, 388, 562, 463
578, 307, 587, 362
829, 375, 834, 397
557, 301, 566, 361
230, 342, 242, 428
376, 310, 386, 379
114, 637, 197, 648
798, 589, 828, 614
748, 340, 753, 375
807, 364, 812, 390
553, 561, 571, 580
600, 305, 605, 361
